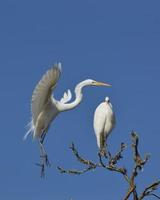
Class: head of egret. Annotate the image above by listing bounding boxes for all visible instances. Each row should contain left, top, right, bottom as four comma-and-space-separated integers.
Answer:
105, 96, 110, 102
80, 79, 111, 87
105, 96, 113, 108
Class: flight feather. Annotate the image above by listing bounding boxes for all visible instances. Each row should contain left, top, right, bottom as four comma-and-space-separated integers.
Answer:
31, 63, 61, 126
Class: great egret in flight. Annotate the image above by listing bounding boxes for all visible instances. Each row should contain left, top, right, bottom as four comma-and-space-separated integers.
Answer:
25, 63, 111, 176
93, 97, 116, 156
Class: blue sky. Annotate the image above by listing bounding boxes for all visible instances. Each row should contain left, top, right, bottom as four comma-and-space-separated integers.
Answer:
0, 0, 160, 199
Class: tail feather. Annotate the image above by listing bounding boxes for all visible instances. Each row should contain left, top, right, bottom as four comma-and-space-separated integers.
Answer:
23, 120, 35, 140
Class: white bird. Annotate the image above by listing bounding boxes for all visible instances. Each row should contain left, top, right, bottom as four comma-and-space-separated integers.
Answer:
93, 97, 116, 156
25, 63, 111, 175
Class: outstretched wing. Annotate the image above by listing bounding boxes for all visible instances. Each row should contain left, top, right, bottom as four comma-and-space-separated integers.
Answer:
31, 63, 62, 126
60, 89, 72, 104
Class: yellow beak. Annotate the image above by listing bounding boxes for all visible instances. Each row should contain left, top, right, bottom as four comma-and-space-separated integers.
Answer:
94, 81, 112, 87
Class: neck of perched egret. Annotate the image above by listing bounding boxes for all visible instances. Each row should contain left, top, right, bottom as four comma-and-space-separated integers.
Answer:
58, 81, 89, 112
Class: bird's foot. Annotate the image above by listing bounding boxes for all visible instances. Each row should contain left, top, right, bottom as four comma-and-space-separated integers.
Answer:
99, 148, 108, 158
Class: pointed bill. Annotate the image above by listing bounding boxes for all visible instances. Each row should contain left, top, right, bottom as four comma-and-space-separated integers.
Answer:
94, 81, 112, 87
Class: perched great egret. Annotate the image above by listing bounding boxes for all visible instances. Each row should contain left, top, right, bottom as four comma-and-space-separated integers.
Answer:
25, 63, 111, 176
93, 97, 116, 156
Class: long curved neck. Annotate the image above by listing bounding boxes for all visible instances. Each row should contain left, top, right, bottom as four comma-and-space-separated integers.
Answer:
58, 81, 87, 112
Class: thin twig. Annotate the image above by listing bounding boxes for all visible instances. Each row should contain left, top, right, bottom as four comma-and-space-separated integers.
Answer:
148, 193, 160, 199
57, 165, 96, 175
139, 181, 160, 200
69, 143, 97, 167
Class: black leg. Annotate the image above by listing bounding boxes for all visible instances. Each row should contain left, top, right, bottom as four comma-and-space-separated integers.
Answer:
39, 138, 51, 167
36, 132, 50, 177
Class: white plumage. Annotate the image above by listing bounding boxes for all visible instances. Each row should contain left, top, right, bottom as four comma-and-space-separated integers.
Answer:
25, 63, 112, 175
24, 63, 61, 139
93, 97, 116, 155
25, 63, 111, 140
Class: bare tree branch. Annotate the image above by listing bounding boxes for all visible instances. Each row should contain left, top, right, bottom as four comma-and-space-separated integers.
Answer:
123, 185, 136, 200
69, 143, 97, 167
57, 131, 160, 199
57, 166, 96, 175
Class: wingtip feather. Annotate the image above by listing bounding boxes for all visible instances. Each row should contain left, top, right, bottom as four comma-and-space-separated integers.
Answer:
54, 62, 62, 73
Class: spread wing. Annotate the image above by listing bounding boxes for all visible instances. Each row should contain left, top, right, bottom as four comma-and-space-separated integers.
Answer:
31, 63, 62, 126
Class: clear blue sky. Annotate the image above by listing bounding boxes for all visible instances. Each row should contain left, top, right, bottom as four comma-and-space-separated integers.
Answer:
0, 0, 160, 199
